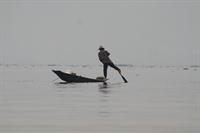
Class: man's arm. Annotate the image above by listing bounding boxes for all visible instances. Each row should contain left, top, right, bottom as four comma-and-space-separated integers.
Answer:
106, 51, 110, 56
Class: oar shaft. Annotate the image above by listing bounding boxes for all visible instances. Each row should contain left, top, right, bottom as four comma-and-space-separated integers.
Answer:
120, 74, 128, 83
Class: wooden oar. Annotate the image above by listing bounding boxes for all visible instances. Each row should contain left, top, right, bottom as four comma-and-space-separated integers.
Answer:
120, 73, 128, 83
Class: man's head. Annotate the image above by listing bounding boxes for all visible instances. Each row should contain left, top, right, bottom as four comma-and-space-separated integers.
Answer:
99, 46, 104, 50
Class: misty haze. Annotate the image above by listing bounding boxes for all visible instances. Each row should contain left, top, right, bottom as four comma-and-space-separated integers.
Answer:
0, 0, 200, 133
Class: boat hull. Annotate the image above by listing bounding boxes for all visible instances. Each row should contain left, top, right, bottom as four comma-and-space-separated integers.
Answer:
52, 70, 105, 83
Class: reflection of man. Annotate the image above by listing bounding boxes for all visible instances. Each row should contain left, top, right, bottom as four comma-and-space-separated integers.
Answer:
98, 46, 121, 79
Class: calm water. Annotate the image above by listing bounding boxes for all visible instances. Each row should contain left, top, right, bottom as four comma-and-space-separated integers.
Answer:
0, 64, 200, 133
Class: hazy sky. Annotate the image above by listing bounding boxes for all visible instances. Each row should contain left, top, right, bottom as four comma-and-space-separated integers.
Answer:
0, 0, 200, 65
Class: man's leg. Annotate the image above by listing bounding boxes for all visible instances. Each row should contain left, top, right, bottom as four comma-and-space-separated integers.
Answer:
108, 63, 121, 74
103, 64, 108, 78
108, 63, 127, 83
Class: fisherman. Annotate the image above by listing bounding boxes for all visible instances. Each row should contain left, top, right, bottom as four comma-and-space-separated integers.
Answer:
98, 46, 121, 79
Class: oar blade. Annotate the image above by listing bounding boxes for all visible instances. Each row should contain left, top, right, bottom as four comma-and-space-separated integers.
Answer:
120, 74, 128, 83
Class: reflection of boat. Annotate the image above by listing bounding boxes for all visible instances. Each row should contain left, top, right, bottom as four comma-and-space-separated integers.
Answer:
52, 70, 106, 83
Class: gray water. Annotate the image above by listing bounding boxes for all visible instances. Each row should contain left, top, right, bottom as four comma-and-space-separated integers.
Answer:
0, 64, 200, 133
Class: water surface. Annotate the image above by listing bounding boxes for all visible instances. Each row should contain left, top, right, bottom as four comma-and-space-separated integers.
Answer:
0, 65, 199, 133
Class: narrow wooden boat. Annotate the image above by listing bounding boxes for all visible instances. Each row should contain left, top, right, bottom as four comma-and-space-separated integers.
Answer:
52, 70, 105, 83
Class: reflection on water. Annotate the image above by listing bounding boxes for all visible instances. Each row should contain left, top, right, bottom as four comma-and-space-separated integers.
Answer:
99, 82, 109, 88
54, 82, 84, 89
98, 82, 112, 118
98, 82, 123, 94
98, 82, 111, 94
